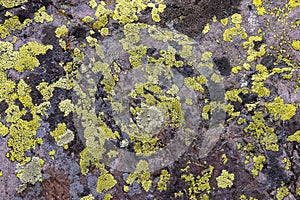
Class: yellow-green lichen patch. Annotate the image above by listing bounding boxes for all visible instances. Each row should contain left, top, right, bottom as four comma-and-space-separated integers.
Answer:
220, 18, 229, 26
251, 155, 266, 177
6, 119, 41, 163
240, 194, 258, 200
148, 3, 166, 22
282, 157, 291, 170
16, 157, 44, 192
287, 0, 300, 10
264, 97, 297, 121
231, 13, 242, 24
34, 6, 53, 23
251, 64, 270, 97
50, 123, 74, 147
157, 169, 170, 191
216, 170, 234, 189
276, 182, 289, 200
286, 130, 300, 143
55, 25, 69, 38
0, 0, 28, 8
244, 111, 279, 151
103, 194, 113, 200
126, 160, 152, 192
296, 187, 300, 196
223, 14, 248, 43
59, 99, 74, 116
15, 41, 53, 72
80, 194, 94, 200
181, 165, 214, 199
136, 105, 164, 134
243, 34, 267, 62
292, 40, 300, 51
48, 149, 56, 160
0, 16, 32, 39
221, 153, 228, 164
252, 0, 266, 15
96, 173, 117, 193
36, 82, 54, 101
184, 75, 208, 93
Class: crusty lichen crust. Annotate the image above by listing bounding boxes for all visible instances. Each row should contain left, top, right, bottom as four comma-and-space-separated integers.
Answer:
0, 0, 299, 199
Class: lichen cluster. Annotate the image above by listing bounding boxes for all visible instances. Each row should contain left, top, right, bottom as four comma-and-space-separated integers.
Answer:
0, 0, 299, 199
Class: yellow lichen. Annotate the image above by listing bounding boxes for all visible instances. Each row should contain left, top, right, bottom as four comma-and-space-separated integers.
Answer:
243, 35, 267, 62
80, 194, 94, 200
220, 18, 229, 26
126, 160, 152, 192
286, 130, 300, 143
181, 165, 214, 199
276, 183, 289, 200
202, 23, 210, 34
223, 24, 248, 42
157, 169, 171, 191
231, 13, 242, 24
264, 97, 297, 121
96, 173, 117, 193
34, 6, 53, 23
216, 170, 234, 189
282, 157, 291, 170
50, 123, 74, 146
251, 155, 266, 177
55, 25, 69, 38
0, 0, 28, 8
292, 40, 300, 51
16, 157, 44, 192
59, 99, 74, 116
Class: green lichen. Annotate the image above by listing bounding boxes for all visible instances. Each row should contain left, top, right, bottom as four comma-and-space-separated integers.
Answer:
96, 173, 117, 193
282, 157, 291, 170
36, 82, 54, 101
184, 75, 208, 93
0, 0, 28, 8
157, 169, 171, 191
240, 194, 258, 200
243, 33, 267, 62
251, 155, 266, 177
55, 25, 69, 38
216, 170, 234, 189
292, 40, 300, 51
34, 6, 53, 23
136, 105, 164, 134
80, 194, 94, 200
16, 157, 44, 192
126, 160, 152, 192
286, 130, 300, 143
59, 99, 74, 116
0, 16, 32, 39
181, 165, 214, 199
50, 123, 74, 147
252, 0, 266, 15
103, 194, 113, 200
264, 97, 297, 121
276, 182, 289, 200
223, 25, 248, 42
